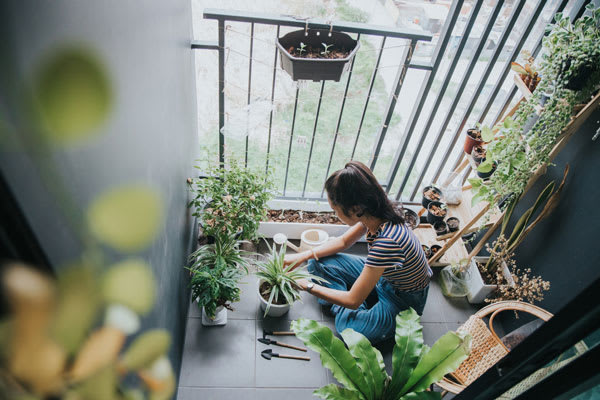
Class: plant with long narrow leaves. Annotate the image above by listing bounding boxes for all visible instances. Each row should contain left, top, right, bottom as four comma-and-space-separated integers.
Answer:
255, 241, 326, 317
291, 309, 471, 400
186, 233, 253, 318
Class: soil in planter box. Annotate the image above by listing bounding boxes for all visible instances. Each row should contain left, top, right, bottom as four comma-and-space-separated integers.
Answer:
424, 188, 441, 201
477, 262, 508, 285
287, 44, 351, 59
266, 209, 343, 225
260, 281, 287, 305
429, 205, 447, 217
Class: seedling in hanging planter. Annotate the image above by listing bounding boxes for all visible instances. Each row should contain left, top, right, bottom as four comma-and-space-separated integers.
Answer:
297, 42, 306, 56
321, 43, 333, 56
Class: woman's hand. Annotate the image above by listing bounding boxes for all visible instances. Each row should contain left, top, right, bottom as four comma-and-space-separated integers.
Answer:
295, 278, 310, 291
283, 251, 311, 269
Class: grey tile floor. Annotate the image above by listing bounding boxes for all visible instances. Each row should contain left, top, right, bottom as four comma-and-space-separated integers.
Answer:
177, 243, 477, 399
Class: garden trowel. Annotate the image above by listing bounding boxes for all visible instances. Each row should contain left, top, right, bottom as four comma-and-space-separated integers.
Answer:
260, 349, 310, 361
258, 337, 307, 352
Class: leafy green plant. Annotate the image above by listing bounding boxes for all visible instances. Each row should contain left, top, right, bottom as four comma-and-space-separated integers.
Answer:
188, 160, 274, 241
291, 308, 471, 400
255, 242, 326, 316
298, 42, 307, 56
186, 233, 253, 318
321, 43, 334, 56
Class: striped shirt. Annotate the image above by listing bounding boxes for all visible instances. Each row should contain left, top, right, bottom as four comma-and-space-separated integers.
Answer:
366, 221, 432, 291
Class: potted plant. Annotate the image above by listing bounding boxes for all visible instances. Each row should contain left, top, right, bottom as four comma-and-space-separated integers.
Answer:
511, 51, 541, 92
433, 220, 448, 236
276, 28, 360, 82
421, 185, 443, 209
255, 242, 326, 317
465, 252, 514, 304
426, 201, 447, 224
188, 160, 274, 244
440, 259, 470, 298
446, 217, 460, 232
476, 160, 497, 180
402, 207, 419, 229
421, 244, 432, 258
186, 233, 253, 326
291, 309, 471, 400
471, 145, 486, 166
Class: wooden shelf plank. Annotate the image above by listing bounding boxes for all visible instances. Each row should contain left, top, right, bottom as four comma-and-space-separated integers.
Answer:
513, 73, 533, 99
414, 226, 469, 267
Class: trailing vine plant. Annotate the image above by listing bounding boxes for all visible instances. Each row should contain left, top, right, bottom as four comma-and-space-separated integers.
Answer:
470, 5, 600, 212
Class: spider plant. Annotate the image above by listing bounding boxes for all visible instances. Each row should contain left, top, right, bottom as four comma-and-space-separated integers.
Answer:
255, 241, 326, 317
186, 233, 253, 318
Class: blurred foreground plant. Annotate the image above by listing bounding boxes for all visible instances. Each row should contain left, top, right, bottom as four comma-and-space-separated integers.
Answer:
0, 261, 174, 400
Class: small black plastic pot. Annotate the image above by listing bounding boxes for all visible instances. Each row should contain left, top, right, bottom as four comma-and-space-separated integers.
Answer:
430, 245, 442, 255
434, 220, 448, 236
427, 201, 448, 225
403, 208, 419, 230
446, 217, 460, 232
277, 29, 360, 82
476, 161, 497, 180
422, 245, 432, 258
421, 186, 443, 209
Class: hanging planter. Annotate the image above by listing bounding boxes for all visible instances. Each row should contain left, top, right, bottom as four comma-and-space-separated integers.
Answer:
276, 28, 360, 82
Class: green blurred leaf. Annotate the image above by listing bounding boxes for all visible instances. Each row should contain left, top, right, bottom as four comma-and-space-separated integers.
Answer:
477, 160, 494, 173
88, 186, 163, 253
120, 330, 171, 371
291, 319, 370, 399
400, 391, 441, 400
72, 366, 118, 400
51, 265, 100, 354
341, 329, 388, 399
102, 259, 156, 314
399, 331, 471, 395
34, 48, 112, 143
314, 384, 363, 400
481, 125, 494, 142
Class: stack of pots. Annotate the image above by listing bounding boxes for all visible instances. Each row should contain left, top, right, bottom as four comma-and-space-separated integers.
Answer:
422, 186, 460, 237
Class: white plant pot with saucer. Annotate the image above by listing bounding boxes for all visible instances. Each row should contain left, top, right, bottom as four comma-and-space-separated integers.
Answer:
200, 302, 227, 326
466, 256, 515, 304
257, 279, 291, 317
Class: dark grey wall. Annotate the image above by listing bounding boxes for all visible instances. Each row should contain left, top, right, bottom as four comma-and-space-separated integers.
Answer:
0, 0, 197, 384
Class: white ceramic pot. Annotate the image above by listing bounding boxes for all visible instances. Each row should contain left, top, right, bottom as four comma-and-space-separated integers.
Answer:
466, 256, 515, 304
201, 305, 227, 326
258, 279, 291, 317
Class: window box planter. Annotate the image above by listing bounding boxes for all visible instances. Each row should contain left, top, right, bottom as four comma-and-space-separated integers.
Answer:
258, 221, 363, 242
276, 28, 360, 82
465, 256, 515, 304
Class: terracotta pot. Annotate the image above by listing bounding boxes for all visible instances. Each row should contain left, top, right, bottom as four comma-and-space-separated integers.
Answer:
463, 128, 484, 154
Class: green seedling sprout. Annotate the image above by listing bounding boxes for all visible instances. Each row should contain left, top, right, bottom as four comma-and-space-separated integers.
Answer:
298, 42, 306, 55
321, 43, 333, 56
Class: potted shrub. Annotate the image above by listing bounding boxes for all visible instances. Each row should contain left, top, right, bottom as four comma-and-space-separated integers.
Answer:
421, 185, 443, 209
188, 160, 274, 244
255, 242, 325, 317
186, 233, 252, 326
446, 217, 460, 232
426, 201, 447, 224
440, 259, 470, 298
276, 28, 360, 82
291, 309, 471, 400
433, 220, 448, 236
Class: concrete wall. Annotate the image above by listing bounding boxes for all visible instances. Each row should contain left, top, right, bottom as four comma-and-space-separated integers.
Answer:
0, 0, 198, 383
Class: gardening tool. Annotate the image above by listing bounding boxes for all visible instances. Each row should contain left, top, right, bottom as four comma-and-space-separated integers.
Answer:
262, 328, 295, 338
258, 337, 307, 352
273, 233, 301, 253
260, 349, 310, 361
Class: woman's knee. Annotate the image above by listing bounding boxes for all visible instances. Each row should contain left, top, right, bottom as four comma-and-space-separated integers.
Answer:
334, 309, 394, 344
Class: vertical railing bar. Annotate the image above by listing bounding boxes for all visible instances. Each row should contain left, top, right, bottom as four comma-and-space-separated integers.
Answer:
218, 19, 225, 166
265, 25, 280, 176
350, 36, 387, 160
391, 0, 504, 200
491, 88, 518, 126
244, 22, 254, 168
474, 0, 549, 126
302, 81, 326, 198
395, 1, 483, 197
423, 0, 528, 194
282, 87, 300, 196
384, 0, 465, 194
321, 33, 361, 197
368, 41, 414, 171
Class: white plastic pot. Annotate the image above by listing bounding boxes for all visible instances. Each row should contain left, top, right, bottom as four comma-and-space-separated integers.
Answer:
466, 256, 515, 304
201, 305, 227, 326
258, 279, 291, 317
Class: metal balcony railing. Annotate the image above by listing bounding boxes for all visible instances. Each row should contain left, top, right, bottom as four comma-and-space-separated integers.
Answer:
193, 0, 589, 204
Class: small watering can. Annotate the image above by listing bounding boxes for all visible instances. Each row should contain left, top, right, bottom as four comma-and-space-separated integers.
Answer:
273, 229, 331, 253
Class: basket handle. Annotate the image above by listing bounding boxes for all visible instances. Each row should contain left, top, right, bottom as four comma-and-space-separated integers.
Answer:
488, 304, 553, 352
